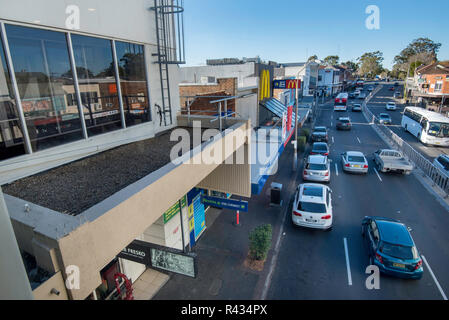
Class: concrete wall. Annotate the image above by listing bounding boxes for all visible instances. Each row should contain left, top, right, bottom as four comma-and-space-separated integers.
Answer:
32, 271, 69, 300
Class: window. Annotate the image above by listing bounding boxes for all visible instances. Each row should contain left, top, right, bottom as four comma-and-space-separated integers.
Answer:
347, 156, 365, 162
435, 82, 443, 92
437, 157, 449, 170
306, 163, 327, 170
6, 24, 84, 152
0, 34, 26, 160
71, 34, 122, 136
428, 122, 449, 138
380, 243, 417, 260
297, 201, 326, 214
115, 41, 150, 127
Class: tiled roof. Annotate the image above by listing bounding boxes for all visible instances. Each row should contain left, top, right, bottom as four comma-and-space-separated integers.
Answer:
416, 61, 449, 75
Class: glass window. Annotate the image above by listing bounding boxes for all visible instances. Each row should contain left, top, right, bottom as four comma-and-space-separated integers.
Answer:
115, 41, 150, 126
428, 122, 449, 138
380, 243, 417, 260
297, 201, 326, 214
306, 163, 327, 170
347, 156, 365, 163
71, 34, 122, 136
5, 24, 84, 152
0, 35, 27, 160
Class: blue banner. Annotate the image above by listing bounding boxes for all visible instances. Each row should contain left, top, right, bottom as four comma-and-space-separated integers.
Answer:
201, 196, 248, 212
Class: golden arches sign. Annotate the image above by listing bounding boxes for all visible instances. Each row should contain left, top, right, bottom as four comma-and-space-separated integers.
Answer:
259, 69, 271, 101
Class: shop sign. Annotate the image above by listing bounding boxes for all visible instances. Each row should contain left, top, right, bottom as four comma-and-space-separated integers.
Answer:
117, 240, 151, 266
163, 196, 187, 224
201, 196, 248, 212
273, 79, 301, 89
259, 69, 271, 100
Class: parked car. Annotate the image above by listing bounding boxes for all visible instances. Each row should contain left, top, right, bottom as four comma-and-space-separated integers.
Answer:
303, 155, 330, 183
373, 149, 413, 174
311, 126, 329, 142
352, 104, 362, 112
433, 154, 449, 175
386, 102, 397, 111
292, 183, 333, 230
341, 151, 369, 174
336, 117, 352, 130
311, 142, 329, 156
361, 216, 423, 279
378, 113, 392, 124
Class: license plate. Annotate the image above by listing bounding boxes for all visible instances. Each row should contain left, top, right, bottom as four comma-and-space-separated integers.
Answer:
353, 165, 360, 168
393, 263, 405, 269
306, 219, 316, 223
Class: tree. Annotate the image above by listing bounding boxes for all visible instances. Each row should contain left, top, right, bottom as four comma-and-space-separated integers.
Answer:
323, 55, 340, 66
307, 55, 318, 62
357, 51, 384, 78
342, 60, 358, 72
394, 37, 441, 66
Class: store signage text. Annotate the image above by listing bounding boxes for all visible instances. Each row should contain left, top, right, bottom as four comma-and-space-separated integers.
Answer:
201, 196, 249, 212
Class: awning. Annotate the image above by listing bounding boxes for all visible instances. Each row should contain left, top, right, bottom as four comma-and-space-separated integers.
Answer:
261, 98, 310, 127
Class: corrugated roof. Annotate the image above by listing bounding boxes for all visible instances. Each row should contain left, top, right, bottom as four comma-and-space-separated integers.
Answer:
262, 98, 301, 121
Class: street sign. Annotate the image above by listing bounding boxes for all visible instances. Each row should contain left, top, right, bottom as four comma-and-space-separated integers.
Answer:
273, 79, 301, 89
201, 196, 249, 212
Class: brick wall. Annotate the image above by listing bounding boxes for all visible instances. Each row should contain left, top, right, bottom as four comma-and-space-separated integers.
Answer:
423, 74, 449, 94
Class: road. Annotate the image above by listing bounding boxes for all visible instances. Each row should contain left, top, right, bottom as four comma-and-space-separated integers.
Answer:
266, 91, 449, 300
365, 83, 449, 161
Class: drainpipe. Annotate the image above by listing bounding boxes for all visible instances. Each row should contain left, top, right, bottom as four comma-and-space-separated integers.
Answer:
0, 188, 33, 300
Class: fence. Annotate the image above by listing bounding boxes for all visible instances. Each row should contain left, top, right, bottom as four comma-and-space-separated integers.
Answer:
362, 88, 449, 197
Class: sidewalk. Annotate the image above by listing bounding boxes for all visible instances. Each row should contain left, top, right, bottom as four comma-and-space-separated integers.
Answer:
153, 142, 300, 300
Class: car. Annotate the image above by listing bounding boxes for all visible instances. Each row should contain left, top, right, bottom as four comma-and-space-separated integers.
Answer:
341, 151, 369, 174
303, 155, 330, 183
354, 90, 361, 96
358, 92, 367, 99
336, 117, 352, 130
394, 92, 402, 99
378, 113, 392, 124
311, 126, 329, 142
373, 149, 413, 175
349, 92, 356, 99
389, 87, 395, 91
386, 102, 397, 111
292, 183, 333, 230
352, 104, 362, 112
310, 142, 329, 156
394, 82, 399, 87
433, 154, 449, 175
367, 86, 374, 92
361, 216, 423, 279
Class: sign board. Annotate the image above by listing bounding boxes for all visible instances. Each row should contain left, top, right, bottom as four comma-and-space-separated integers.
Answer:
273, 79, 301, 89
163, 196, 187, 224
201, 195, 248, 212
282, 111, 287, 141
118, 240, 197, 278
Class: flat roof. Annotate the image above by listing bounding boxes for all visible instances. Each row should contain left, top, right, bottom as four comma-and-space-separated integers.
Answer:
3, 127, 202, 216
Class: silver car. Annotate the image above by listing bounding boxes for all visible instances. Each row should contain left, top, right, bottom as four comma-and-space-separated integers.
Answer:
341, 151, 369, 174
303, 155, 330, 183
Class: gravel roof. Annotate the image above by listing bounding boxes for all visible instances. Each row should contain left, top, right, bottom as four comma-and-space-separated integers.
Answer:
3, 127, 201, 216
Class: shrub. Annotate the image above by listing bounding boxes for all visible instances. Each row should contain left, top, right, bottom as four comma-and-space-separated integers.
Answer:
297, 136, 307, 152
249, 224, 273, 261
300, 128, 310, 140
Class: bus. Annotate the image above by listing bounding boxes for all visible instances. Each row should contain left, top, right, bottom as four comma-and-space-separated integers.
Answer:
401, 107, 449, 147
334, 93, 348, 111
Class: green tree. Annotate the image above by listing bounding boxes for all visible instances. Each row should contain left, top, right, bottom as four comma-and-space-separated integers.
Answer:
342, 60, 358, 72
357, 51, 384, 78
323, 55, 340, 66
394, 37, 441, 65
308, 55, 318, 62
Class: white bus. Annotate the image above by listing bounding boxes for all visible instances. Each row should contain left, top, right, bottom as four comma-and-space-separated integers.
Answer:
334, 93, 348, 111
402, 107, 449, 146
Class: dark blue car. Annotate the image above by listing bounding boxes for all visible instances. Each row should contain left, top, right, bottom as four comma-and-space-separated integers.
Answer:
362, 216, 423, 279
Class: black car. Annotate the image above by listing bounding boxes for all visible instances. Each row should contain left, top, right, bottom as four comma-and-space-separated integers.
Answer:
310, 142, 329, 156
336, 117, 352, 130
311, 127, 329, 142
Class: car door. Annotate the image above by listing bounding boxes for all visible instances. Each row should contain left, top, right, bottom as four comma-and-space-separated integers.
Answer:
367, 221, 380, 255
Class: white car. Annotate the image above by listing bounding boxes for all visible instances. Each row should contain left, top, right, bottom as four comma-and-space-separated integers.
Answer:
341, 151, 369, 174
386, 102, 397, 110
303, 155, 330, 183
292, 183, 333, 231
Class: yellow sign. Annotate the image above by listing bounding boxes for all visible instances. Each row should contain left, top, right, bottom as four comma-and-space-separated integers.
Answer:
259, 69, 271, 101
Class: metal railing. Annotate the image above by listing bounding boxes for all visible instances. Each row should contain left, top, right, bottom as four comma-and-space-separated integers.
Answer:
362, 88, 449, 197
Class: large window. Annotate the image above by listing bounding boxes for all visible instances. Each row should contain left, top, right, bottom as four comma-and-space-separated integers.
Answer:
71, 34, 122, 136
0, 36, 26, 160
5, 24, 84, 152
115, 41, 150, 126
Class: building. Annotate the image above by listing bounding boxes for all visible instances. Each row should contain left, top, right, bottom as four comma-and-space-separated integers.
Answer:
318, 65, 338, 96
413, 61, 449, 112
0, 0, 253, 300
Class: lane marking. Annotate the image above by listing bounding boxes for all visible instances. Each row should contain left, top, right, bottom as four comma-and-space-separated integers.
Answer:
332, 136, 335, 144
373, 167, 383, 182
343, 238, 353, 286
357, 137, 362, 144
335, 163, 339, 176
422, 255, 448, 300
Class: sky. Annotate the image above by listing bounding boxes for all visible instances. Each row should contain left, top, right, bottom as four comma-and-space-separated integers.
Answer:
183, 0, 449, 69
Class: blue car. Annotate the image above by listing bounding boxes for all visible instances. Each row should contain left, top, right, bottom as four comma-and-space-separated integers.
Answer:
362, 216, 423, 279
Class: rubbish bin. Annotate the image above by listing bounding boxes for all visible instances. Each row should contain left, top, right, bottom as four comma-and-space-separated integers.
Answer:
270, 182, 283, 206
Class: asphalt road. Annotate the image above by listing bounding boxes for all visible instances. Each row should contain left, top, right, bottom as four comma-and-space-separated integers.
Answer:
266, 90, 449, 300
365, 84, 449, 162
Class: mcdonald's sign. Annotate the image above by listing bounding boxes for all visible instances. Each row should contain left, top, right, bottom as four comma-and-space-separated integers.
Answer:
259, 69, 271, 101
273, 79, 302, 89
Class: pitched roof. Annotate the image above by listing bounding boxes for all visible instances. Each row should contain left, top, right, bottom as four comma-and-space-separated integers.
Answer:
416, 61, 449, 75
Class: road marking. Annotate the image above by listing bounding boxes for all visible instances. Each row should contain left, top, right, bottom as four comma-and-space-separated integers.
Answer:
343, 238, 353, 286
331, 121, 333, 127
357, 137, 362, 144
373, 167, 383, 182
332, 136, 335, 144
422, 255, 448, 300
335, 163, 339, 176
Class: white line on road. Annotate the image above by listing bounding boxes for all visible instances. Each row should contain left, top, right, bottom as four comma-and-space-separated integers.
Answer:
373, 167, 383, 182
332, 136, 335, 144
343, 238, 353, 286
357, 137, 362, 144
335, 163, 339, 176
422, 255, 448, 300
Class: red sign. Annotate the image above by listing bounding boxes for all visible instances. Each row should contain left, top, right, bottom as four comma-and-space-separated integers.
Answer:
286, 79, 301, 89
287, 106, 293, 132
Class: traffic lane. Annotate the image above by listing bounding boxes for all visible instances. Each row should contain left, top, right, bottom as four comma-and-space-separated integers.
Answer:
330, 116, 447, 299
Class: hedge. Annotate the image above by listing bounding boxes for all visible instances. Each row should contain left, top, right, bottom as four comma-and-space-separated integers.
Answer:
249, 224, 273, 261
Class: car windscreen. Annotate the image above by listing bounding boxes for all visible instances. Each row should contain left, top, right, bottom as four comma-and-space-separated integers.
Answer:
306, 163, 327, 170
339, 119, 350, 124
428, 122, 449, 138
380, 243, 417, 260
347, 156, 365, 163
314, 128, 326, 133
380, 115, 390, 119
313, 144, 327, 151
297, 201, 327, 214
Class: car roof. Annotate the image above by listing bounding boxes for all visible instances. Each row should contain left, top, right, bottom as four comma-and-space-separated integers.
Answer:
308, 155, 327, 164
387, 101, 396, 104
380, 113, 390, 117
313, 142, 328, 147
338, 117, 350, 120
300, 184, 327, 203
346, 151, 365, 157
375, 220, 414, 247
314, 126, 326, 130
